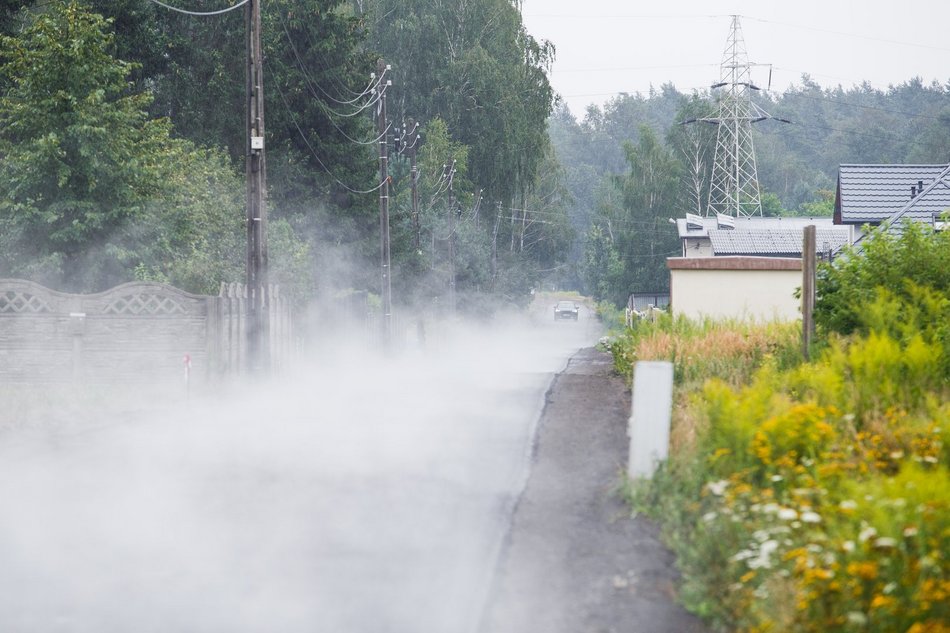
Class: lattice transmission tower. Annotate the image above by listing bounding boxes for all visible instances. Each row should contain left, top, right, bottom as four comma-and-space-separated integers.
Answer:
685, 16, 788, 218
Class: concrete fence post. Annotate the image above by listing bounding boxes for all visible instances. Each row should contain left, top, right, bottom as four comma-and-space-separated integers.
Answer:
628, 361, 674, 479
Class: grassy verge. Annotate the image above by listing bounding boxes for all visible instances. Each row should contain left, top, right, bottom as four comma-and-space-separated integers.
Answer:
611, 315, 949, 632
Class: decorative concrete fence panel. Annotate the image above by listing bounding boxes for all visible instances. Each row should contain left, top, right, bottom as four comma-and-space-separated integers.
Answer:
0, 280, 76, 382
0, 279, 211, 384
0, 279, 293, 383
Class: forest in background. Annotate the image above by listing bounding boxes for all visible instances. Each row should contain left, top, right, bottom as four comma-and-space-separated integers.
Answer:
1, 1, 949, 311
554, 77, 950, 304
0, 0, 568, 312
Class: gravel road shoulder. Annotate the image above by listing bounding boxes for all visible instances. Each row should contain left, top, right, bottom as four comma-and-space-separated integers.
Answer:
479, 346, 708, 633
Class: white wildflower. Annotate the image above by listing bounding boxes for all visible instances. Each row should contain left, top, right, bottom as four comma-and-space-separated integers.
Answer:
770, 474, 784, 482
801, 511, 822, 524
842, 540, 855, 553
839, 500, 857, 511
777, 507, 798, 521
706, 480, 729, 496
702, 512, 718, 523
858, 526, 877, 543
747, 540, 779, 570
847, 612, 867, 626
903, 526, 919, 538
874, 537, 897, 549
731, 550, 754, 562
747, 558, 767, 570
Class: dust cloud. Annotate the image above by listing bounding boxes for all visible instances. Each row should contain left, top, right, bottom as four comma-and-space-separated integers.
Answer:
0, 303, 601, 633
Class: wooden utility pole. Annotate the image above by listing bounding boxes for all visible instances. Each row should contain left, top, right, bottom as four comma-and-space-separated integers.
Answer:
447, 159, 457, 316
490, 202, 501, 291
407, 117, 421, 251
246, 0, 268, 371
377, 60, 392, 347
802, 225, 816, 360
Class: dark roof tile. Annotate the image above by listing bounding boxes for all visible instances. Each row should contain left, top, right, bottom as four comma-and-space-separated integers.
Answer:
837, 164, 950, 225
709, 227, 850, 256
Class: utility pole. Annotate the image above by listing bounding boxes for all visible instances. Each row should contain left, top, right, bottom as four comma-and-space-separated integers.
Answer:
246, 0, 268, 371
407, 118, 421, 251
802, 225, 816, 360
446, 159, 457, 316
472, 188, 483, 231
376, 59, 393, 348
490, 201, 501, 291
377, 59, 392, 347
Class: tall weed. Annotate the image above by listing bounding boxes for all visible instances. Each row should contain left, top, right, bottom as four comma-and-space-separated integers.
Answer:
617, 294, 950, 632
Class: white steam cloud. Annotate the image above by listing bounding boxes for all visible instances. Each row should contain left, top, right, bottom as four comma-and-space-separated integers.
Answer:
0, 306, 600, 632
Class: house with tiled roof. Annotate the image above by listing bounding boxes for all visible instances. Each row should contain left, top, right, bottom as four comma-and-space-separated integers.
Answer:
834, 163, 950, 237
672, 214, 849, 258
665, 214, 848, 321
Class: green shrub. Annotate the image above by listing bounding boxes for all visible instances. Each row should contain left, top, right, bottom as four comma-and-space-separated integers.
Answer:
816, 222, 950, 340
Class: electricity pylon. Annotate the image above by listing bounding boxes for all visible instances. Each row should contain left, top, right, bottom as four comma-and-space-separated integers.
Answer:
683, 15, 789, 218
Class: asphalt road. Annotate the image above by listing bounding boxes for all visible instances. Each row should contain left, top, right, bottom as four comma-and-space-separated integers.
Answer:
0, 310, 598, 632
0, 306, 704, 633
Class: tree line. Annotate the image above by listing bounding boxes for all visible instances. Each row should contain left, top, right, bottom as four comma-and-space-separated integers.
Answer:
552, 78, 950, 305
0, 0, 567, 314
4, 1, 949, 312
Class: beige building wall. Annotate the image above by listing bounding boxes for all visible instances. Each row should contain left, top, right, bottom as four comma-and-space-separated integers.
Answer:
683, 237, 714, 258
668, 257, 803, 322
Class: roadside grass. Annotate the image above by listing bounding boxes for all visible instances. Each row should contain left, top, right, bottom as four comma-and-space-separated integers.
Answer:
612, 311, 950, 632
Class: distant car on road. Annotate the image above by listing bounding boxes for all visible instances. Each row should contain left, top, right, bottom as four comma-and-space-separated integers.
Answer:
554, 300, 579, 321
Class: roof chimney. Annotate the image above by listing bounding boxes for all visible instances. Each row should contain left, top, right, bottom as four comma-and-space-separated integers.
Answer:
911, 186, 917, 198
919, 179, 925, 192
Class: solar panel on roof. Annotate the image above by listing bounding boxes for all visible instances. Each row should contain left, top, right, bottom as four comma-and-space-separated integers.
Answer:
686, 213, 704, 229
716, 213, 735, 230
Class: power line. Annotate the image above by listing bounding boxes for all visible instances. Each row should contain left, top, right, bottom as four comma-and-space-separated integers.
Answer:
523, 13, 724, 20
742, 15, 950, 54
269, 59, 387, 146
772, 91, 945, 122
555, 63, 718, 74
147, 0, 248, 16
272, 78, 387, 195
276, 10, 379, 107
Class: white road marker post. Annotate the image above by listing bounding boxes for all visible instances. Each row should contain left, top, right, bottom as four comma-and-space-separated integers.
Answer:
628, 361, 674, 479
183, 353, 192, 401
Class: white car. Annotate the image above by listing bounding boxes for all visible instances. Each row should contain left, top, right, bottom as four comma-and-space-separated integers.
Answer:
554, 301, 579, 321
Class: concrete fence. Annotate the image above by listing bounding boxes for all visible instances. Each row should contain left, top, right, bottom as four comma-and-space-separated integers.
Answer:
0, 279, 292, 384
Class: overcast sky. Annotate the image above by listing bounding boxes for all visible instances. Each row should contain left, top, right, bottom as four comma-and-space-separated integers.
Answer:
520, 0, 950, 116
